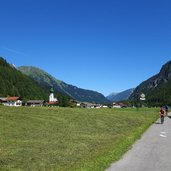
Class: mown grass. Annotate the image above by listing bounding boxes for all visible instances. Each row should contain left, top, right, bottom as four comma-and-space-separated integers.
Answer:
0, 106, 158, 171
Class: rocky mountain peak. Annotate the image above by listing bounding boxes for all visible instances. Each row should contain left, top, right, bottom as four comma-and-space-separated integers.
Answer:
129, 60, 171, 106
152, 60, 171, 88
159, 60, 171, 79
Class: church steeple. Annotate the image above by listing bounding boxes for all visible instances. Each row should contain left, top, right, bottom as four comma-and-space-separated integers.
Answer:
49, 87, 58, 104
50, 87, 54, 93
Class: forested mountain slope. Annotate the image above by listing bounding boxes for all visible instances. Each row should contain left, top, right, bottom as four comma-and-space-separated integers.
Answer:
18, 66, 110, 104
129, 60, 171, 106
0, 57, 70, 106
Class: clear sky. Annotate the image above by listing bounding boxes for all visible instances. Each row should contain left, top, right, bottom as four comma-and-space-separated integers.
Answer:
0, 0, 170, 96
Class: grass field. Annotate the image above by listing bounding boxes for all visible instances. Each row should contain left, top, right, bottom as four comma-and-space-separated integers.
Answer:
0, 106, 158, 171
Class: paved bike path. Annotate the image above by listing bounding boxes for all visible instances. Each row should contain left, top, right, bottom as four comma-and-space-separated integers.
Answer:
106, 113, 171, 171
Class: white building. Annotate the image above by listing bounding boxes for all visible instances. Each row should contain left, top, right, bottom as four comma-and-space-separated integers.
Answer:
49, 88, 58, 105
0, 97, 22, 106
112, 102, 127, 108
26, 100, 45, 107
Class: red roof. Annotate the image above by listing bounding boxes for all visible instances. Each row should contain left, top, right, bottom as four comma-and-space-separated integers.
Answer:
48, 101, 58, 105
6, 97, 21, 101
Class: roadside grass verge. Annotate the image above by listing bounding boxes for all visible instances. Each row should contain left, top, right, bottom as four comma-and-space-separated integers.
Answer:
0, 107, 158, 171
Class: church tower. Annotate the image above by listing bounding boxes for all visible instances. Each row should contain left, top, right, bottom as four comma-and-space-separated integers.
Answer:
49, 88, 58, 104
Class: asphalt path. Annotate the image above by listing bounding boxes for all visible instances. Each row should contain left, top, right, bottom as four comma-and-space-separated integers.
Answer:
106, 112, 171, 171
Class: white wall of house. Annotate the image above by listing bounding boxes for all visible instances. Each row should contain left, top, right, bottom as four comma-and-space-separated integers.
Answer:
76, 103, 81, 107
113, 105, 121, 108
3, 100, 22, 107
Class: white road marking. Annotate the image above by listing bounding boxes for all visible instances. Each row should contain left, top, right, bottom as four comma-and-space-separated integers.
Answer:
160, 134, 167, 137
160, 131, 167, 137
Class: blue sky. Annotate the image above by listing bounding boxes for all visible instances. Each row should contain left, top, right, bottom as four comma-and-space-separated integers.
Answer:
0, 0, 171, 96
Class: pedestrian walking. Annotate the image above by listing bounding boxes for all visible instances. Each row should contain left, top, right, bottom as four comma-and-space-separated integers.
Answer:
160, 107, 165, 124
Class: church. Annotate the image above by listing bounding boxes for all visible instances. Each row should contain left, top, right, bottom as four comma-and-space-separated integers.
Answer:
48, 88, 58, 105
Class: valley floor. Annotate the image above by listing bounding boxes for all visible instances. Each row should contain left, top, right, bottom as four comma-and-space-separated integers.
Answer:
0, 106, 158, 171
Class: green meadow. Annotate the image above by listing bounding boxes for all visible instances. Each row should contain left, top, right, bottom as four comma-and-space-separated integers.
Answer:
0, 106, 158, 171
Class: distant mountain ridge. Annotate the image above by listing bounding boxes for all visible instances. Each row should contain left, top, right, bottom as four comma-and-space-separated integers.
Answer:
18, 66, 110, 104
107, 88, 135, 102
129, 60, 171, 106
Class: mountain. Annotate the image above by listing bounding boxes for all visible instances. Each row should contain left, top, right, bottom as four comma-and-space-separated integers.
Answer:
106, 88, 135, 102
106, 92, 118, 101
0, 57, 49, 100
129, 60, 171, 106
18, 66, 110, 104
0, 57, 71, 106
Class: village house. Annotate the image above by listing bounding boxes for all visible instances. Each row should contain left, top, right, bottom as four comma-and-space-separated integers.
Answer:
26, 100, 45, 107
0, 97, 22, 107
0, 97, 6, 104
80, 102, 102, 108
112, 102, 127, 108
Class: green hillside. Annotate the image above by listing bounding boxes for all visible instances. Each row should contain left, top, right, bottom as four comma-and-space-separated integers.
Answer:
0, 57, 70, 106
0, 57, 48, 100
18, 66, 110, 104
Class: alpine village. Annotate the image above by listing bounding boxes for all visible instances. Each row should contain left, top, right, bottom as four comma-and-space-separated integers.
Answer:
0, 57, 171, 108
